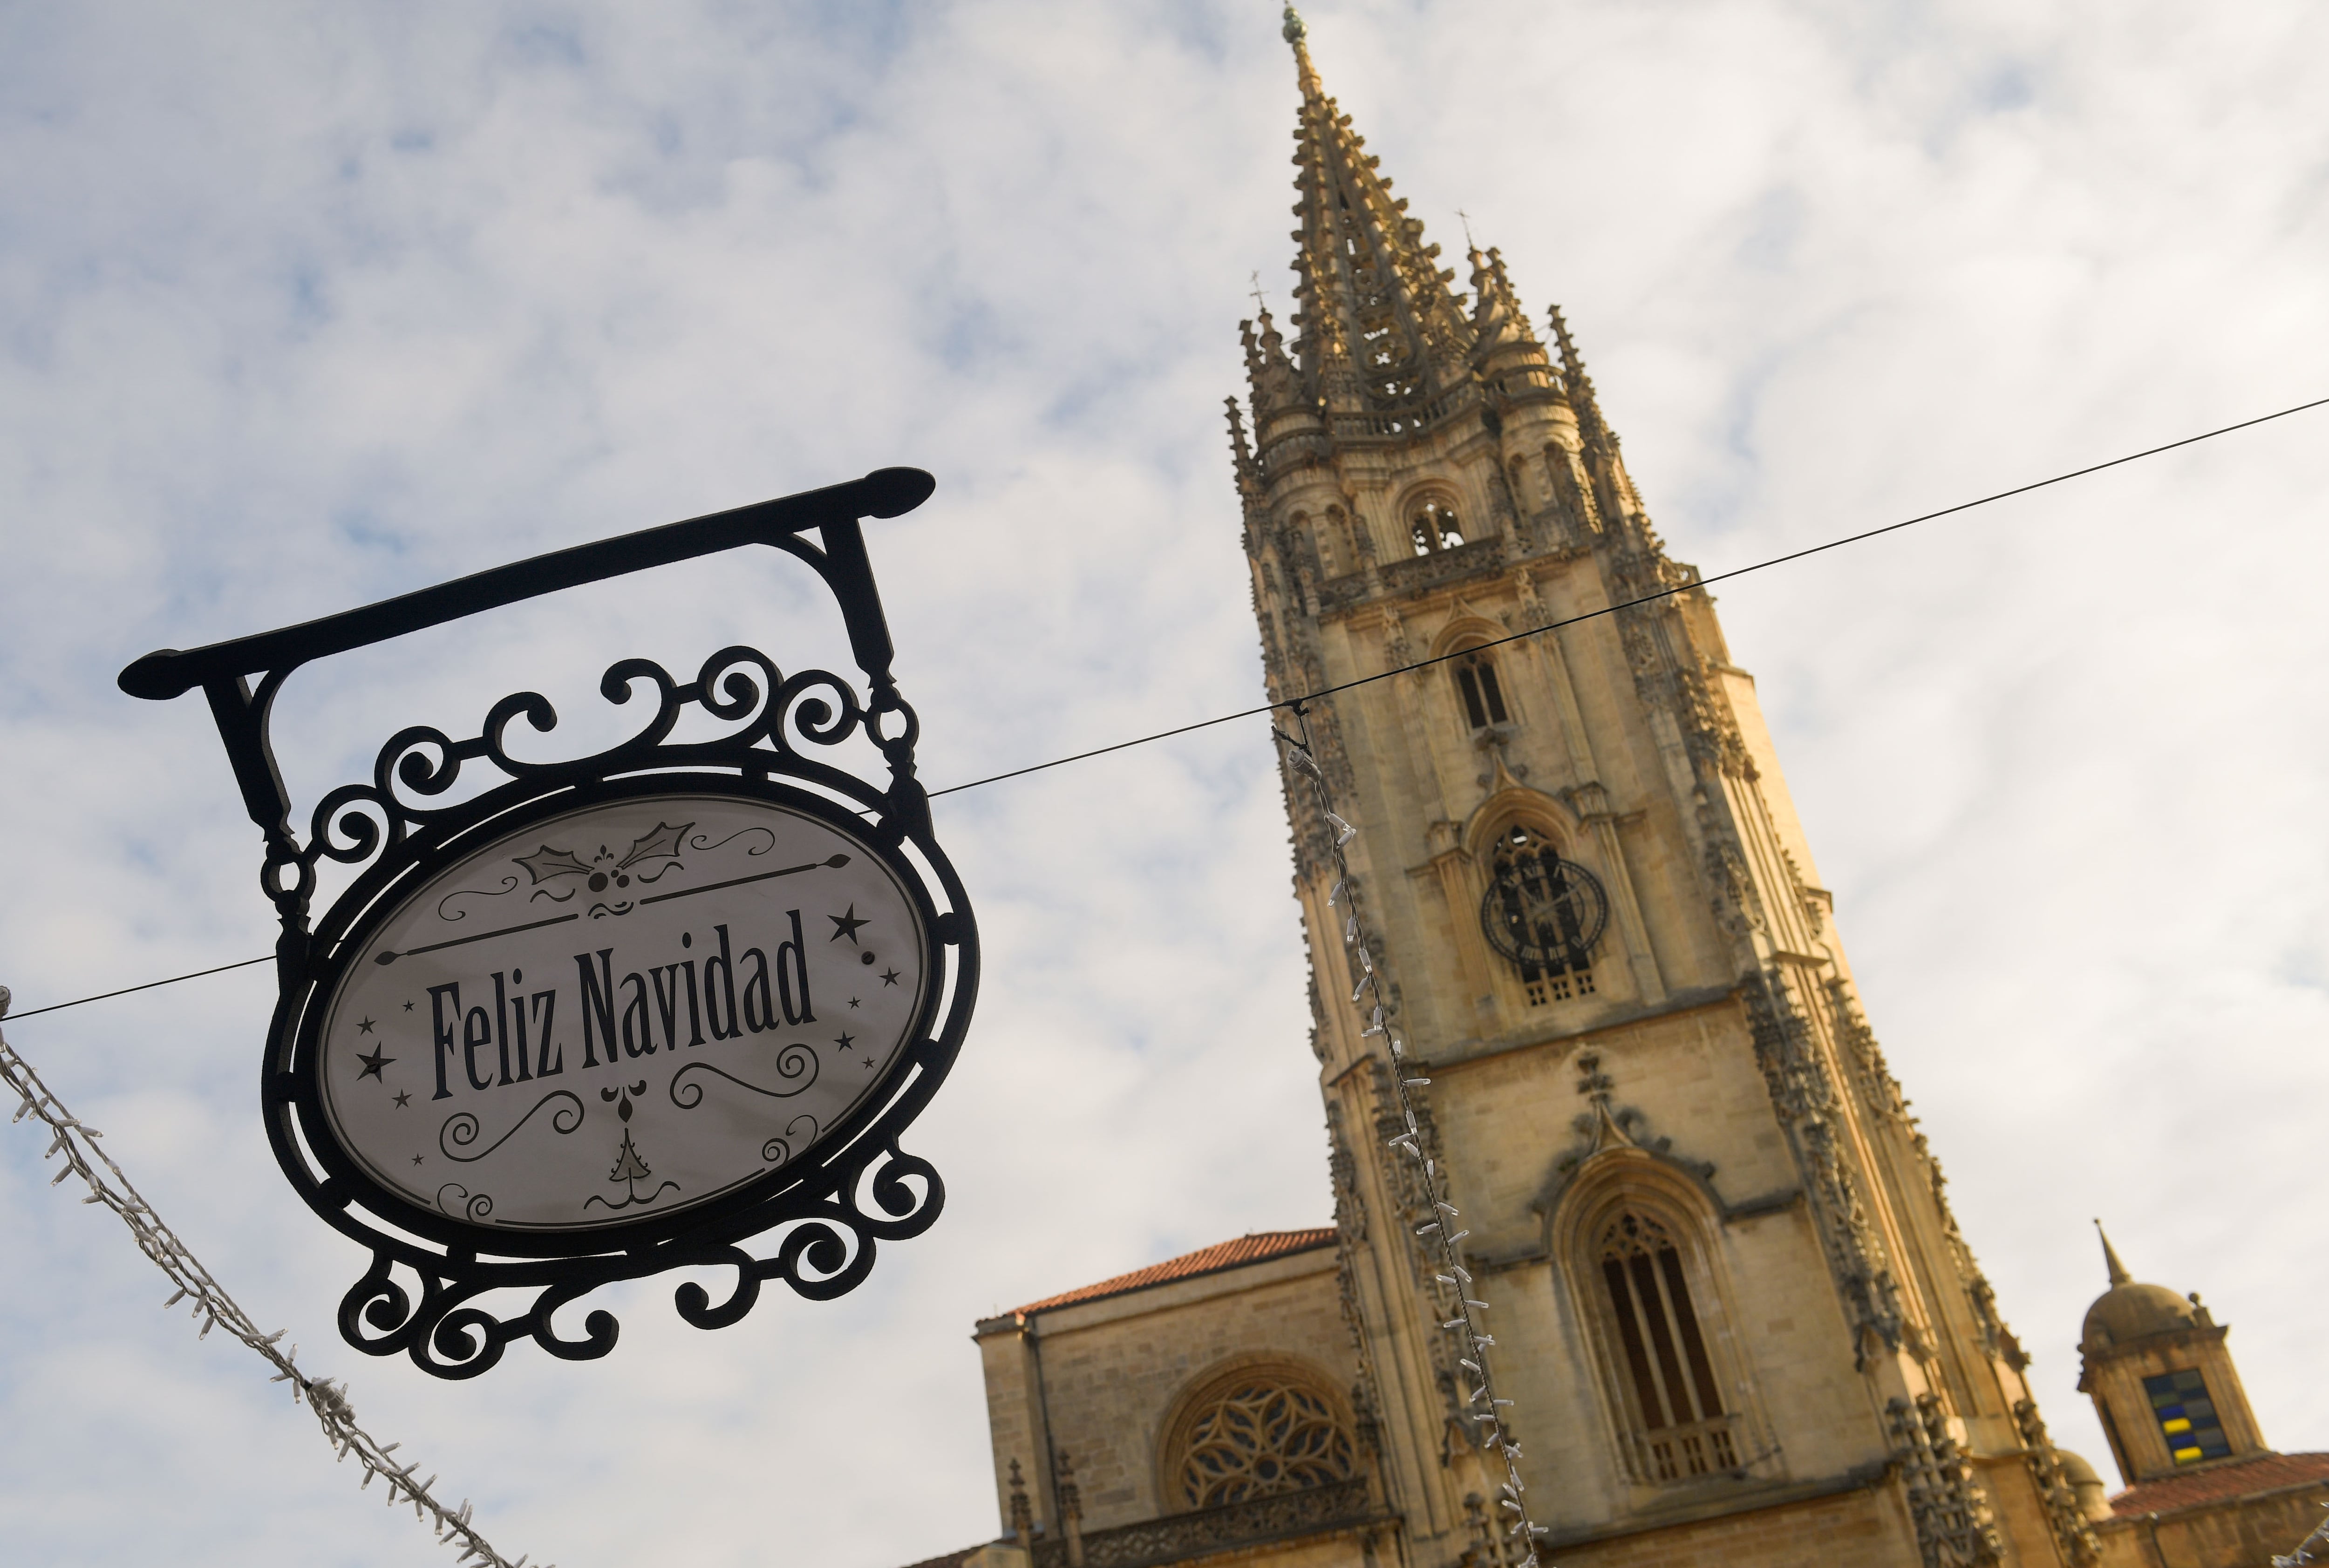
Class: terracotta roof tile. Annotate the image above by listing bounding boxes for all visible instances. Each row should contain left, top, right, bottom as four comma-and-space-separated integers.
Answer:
2111, 1451, 2329, 1516
1011, 1228, 1338, 1316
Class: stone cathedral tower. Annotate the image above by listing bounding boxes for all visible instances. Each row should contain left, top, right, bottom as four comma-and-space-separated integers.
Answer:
947, 15, 2123, 1568
1221, 12, 2100, 1568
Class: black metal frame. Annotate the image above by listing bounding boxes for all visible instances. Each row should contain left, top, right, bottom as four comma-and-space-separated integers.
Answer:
118, 468, 981, 1378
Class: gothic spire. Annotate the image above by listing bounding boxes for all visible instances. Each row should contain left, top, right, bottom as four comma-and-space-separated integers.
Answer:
1468, 244, 1539, 360
2094, 1219, 2132, 1288
1280, 7, 1472, 413
1547, 302, 1607, 446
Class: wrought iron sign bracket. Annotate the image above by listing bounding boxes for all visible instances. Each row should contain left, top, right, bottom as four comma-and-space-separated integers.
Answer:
118, 467, 980, 1378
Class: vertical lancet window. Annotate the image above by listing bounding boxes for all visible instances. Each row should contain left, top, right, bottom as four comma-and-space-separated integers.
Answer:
1598, 1211, 1735, 1480
1454, 648, 1509, 732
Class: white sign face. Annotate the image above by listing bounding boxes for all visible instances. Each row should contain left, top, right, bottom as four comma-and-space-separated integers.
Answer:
317, 793, 926, 1232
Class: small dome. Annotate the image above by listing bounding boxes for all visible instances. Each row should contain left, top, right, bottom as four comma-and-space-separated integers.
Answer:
2056, 1450, 2113, 1523
2082, 1222, 2202, 1350
2082, 1282, 2199, 1349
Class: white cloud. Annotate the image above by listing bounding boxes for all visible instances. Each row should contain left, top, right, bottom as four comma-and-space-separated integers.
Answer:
1, 1, 2324, 1564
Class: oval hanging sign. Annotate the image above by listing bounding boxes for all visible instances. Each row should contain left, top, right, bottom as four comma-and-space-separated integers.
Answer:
317, 793, 927, 1233
119, 469, 979, 1377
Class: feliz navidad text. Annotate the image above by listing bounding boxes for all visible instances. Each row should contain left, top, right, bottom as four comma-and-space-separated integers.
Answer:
420, 916, 812, 1100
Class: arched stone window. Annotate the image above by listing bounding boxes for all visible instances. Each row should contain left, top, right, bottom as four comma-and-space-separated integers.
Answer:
1451, 644, 1510, 732
1163, 1368, 1356, 1511
1409, 498, 1464, 555
1596, 1209, 1737, 1480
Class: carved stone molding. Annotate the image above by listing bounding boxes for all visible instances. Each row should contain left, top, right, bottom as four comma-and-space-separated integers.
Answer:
1533, 1051, 1798, 1231
1887, 1394, 2005, 1568
1746, 978, 1906, 1365
1378, 535, 1509, 598
1030, 1479, 1379, 1568
2013, 1398, 2103, 1568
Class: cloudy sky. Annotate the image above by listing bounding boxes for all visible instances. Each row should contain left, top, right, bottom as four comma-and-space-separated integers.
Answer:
2, 1, 2324, 1564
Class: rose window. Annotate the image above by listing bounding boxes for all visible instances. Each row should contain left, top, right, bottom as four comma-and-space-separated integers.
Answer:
1175, 1379, 1355, 1509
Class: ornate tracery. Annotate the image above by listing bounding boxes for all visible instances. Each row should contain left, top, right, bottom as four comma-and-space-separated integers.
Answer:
1596, 1209, 1738, 1480
1170, 1372, 1357, 1510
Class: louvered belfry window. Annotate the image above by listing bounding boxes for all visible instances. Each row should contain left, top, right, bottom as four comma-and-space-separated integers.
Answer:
1598, 1211, 1737, 1477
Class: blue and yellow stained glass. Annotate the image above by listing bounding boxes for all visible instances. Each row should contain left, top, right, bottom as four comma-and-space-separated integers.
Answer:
2144, 1368, 2232, 1466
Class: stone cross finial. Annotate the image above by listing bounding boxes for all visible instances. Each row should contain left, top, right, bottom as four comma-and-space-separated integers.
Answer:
1007, 1457, 1034, 1541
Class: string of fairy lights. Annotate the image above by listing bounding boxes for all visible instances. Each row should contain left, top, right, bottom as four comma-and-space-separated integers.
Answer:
0, 985, 539, 1568
3, 392, 2325, 1563
1278, 707, 1549, 1563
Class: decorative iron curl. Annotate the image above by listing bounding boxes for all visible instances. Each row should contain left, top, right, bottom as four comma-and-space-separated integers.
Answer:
775, 1216, 871, 1300
695, 645, 783, 725
326, 1129, 949, 1373
287, 642, 880, 887
856, 1146, 943, 1233
673, 1247, 762, 1330
530, 1286, 620, 1363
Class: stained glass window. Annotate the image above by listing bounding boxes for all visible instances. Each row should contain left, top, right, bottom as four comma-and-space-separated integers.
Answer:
2144, 1368, 2232, 1466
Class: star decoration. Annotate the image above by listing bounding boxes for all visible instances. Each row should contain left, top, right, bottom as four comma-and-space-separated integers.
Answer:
355, 1045, 395, 1080
356, 1016, 378, 1035
402, 1000, 415, 1012
847, 997, 861, 1009
880, 967, 900, 987
393, 1091, 411, 1108
827, 906, 870, 944
834, 1032, 856, 1051
411, 1154, 424, 1166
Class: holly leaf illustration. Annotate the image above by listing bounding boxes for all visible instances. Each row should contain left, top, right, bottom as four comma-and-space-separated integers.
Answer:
515, 844, 596, 884
617, 821, 692, 877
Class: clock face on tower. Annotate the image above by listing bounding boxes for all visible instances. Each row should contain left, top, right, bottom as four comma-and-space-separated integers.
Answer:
1477, 826, 1608, 976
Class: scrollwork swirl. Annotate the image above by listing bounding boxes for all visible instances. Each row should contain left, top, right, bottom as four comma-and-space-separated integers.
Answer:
695, 645, 783, 726
668, 1046, 818, 1106
477, 689, 560, 774
763, 1113, 819, 1165
438, 1090, 586, 1163
279, 639, 892, 888
776, 668, 864, 750
435, 1182, 495, 1222
856, 1147, 942, 1231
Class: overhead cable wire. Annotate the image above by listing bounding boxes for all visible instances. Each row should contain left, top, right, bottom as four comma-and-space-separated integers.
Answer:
2, 955, 274, 1021
10, 391, 2326, 1024
926, 391, 2329, 798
